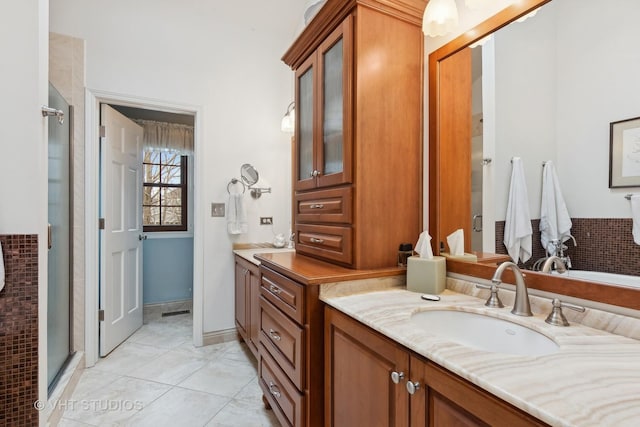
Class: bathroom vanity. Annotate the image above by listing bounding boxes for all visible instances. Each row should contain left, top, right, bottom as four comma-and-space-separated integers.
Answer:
322, 279, 640, 426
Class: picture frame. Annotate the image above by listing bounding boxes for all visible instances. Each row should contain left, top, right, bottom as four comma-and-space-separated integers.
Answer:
609, 116, 640, 188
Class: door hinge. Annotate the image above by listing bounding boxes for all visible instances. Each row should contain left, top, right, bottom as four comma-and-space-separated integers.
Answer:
98, 309, 105, 322
99, 125, 106, 138
99, 218, 105, 230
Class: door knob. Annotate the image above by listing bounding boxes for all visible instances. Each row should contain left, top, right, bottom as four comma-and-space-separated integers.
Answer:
406, 381, 420, 395
138, 234, 148, 241
391, 371, 405, 384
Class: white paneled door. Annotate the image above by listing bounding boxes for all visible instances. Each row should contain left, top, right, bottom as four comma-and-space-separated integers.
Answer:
99, 104, 144, 356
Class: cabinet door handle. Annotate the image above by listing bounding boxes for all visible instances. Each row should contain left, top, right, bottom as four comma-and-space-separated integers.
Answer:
268, 329, 281, 341
310, 203, 325, 209
269, 284, 282, 295
406, 381, 420, 395
391, 371, 405, 384
310, 237, 324, 244
268, 381, 281, 398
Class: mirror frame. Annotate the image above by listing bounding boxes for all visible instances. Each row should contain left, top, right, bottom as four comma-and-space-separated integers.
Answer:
428, 0, 640, 310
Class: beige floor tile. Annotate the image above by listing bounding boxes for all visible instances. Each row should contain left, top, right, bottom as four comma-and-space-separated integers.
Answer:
128, 349, 209, 385
93, 342, 168, 376
58, 418, 95, 427
63, 376, 171, 425
115, 387, 229, 427
69, 368, 121, 400
205, 398, 279, 427
178, 357, 257, 397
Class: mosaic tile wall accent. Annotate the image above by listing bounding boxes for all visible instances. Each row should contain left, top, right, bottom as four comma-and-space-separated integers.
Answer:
495, 218, 640, 276
0, 235, 39, 426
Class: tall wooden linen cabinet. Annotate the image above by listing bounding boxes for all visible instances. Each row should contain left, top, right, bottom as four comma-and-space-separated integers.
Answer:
283, 0, 426, 270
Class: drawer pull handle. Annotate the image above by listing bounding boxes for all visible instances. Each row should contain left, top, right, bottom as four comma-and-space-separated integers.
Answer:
268, 381, 281, 398
310, 237, 325, 244
310, 203, 325, 209
269, 284, 282, 295
269, 329, 282, 341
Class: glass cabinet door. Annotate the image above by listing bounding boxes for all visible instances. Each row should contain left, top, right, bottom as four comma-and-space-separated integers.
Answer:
294, 16, 352, 191
321, 37, 343, 177
295, 57, 316, 191
317, 17, 352, 188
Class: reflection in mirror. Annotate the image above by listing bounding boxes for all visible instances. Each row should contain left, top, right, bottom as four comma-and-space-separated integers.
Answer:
430, 0, 640, 309
470, 0, 640, 287
240, 163, 259, 186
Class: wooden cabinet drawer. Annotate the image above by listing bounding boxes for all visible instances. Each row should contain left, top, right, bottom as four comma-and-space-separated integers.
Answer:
259, 345, 304, 427
295, 224, 352, 265
260, 267, 304, 325
295, 187, 352, 224
260, 296, 304, 389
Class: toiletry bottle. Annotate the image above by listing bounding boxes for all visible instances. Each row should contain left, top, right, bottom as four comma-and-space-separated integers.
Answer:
398, 243, 413, 267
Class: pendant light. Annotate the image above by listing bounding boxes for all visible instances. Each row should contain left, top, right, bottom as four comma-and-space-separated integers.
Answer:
422, 0, 459, 37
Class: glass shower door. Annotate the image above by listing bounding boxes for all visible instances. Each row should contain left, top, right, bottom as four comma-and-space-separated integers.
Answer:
47, 83, 72, 391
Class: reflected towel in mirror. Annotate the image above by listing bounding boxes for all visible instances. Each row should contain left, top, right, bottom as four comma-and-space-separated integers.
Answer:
631, 195, 640, 245
504, 157, 532, 263
227, 193, 248, 235
0, 242, 5, 292
540, 161, 572, 254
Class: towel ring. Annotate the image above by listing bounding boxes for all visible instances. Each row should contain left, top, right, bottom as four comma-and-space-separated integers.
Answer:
227, 178, 246, 194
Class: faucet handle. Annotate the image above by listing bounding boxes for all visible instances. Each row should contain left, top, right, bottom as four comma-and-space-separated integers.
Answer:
545, 298, 585, 326
476, 282, 505, 308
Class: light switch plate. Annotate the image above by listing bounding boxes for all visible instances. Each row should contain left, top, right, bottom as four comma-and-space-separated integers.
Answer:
211, 203, 225, 217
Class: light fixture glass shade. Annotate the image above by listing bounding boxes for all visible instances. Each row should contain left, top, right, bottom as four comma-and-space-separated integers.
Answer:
464, 0, 492, 9
422, 0, 459, 37
281, 102, 295, 133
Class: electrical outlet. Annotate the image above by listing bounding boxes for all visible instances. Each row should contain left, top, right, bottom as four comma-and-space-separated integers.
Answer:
260, 217, 273, 225
211, 203, 225, 217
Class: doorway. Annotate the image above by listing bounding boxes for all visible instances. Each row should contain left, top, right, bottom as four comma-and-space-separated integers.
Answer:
85, 90, 203, 366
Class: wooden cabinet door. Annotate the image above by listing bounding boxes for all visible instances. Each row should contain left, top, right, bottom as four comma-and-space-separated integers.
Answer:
248, 266, 261, 357
294, 16, 353, 191
295, 53, 317, 191
409, 355, 547, 427
325, 307, 409, 427
315, 16, 353, 189
234, 261, 249, 339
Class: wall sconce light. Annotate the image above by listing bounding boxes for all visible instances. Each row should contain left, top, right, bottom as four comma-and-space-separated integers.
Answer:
422, 0, 459, 37
281, 102, 295, 133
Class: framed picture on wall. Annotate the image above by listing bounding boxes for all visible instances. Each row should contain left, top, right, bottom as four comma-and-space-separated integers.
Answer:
609, 116, 640, 188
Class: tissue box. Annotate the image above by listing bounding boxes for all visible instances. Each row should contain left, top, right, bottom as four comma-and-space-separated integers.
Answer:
406, 256, 446, 294
440, 252, 478, 263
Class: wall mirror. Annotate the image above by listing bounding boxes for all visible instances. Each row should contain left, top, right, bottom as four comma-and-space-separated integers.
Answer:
429, 0, 640, 310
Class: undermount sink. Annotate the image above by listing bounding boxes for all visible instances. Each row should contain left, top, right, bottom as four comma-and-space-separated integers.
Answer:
410, 310, 559, 356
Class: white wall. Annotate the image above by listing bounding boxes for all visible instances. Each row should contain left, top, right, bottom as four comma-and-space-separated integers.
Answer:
0, 0, 50, 420
50, 0, 307, 333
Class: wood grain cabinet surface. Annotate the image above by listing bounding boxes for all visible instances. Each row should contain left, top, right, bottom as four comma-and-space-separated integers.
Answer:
325, 307, 549, 427
233, 255, 261, 359
284, 0, 425, 269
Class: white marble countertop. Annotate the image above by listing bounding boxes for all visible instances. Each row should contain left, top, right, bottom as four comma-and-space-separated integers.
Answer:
321, 279, 640, 427
233, 247, 295, 265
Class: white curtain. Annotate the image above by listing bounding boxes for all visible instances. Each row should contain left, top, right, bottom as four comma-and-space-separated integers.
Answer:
135, 119, 194, 154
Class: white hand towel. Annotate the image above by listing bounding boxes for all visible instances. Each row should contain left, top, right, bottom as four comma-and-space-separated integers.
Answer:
631, 195, 640, 245
540, 161, 572, 255
0, 242, 5, 292
504, 157, 532, 263
227, 193, 248, 235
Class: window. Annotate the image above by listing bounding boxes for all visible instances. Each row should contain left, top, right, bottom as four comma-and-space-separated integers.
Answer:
143, 149, 188, 232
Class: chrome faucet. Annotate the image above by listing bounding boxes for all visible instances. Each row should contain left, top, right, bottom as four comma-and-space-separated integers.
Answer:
492, 262, 533, 316
541, 256, 567, 274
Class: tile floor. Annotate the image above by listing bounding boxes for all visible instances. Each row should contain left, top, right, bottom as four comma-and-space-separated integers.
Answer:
58, 313, 279, 427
